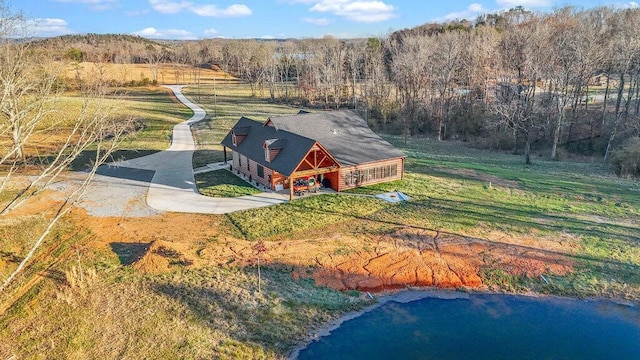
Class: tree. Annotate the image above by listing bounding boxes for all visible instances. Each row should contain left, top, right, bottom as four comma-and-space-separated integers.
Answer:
0, 4, 132, 292
389, 33, 432, 135
144, 45, 164, 84
604, 9, 640, 162
494, 15, 549, 164
252, 241, 267, 294
547, 8, 583, 161
431, 31, 465, 140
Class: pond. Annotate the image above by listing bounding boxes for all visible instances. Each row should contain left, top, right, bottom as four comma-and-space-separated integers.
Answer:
296, 292, 640, 360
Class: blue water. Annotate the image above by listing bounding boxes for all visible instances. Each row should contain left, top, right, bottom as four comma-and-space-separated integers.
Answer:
298, 294, 640, 360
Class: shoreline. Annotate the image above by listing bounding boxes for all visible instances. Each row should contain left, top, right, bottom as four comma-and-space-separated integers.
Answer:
286, 287, 639, 359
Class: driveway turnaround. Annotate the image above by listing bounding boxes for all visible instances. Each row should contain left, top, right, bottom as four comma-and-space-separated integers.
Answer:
103, 85, 289, 214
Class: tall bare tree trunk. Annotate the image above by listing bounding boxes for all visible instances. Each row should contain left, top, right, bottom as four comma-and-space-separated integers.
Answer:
604, 73, 625, 162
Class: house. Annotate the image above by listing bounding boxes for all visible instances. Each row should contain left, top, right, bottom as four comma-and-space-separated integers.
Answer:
589, 71, 618, 88
220, 109, 405, 199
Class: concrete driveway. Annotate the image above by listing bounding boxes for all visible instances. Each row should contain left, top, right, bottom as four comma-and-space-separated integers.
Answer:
97, 85, 289, 215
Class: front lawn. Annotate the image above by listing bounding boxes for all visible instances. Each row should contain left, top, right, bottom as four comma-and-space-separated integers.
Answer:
195, 170, 261, 198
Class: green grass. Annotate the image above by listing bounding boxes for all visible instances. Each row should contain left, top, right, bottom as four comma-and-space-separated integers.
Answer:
114, 87, 193, 151
195, 170, 261, 197
227, 194, 390, 240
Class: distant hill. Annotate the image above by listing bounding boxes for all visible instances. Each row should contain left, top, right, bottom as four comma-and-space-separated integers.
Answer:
32, 33, 172, 63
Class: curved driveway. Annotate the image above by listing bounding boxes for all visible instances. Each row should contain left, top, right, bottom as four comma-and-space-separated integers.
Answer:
109, 85, 289, 214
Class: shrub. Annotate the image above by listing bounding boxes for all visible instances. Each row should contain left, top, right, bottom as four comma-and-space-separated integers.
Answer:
610, 137, 640, 178
65, 48, 84, 62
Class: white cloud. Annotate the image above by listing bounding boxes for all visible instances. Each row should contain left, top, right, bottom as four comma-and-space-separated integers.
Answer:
125, 9, 151, 16
278, 0, 317, 3
309, 1, 397, 23
434, 3, 489, 22
133, 27, 197, 40
495, 0, 551, 7
53, 0, 119, 11
204, 28, 218, 35
620, 2, 639, 8
148, 0, 252, 17
191, 4, 252, 17
302, 17, 332, 26
148, 0, 190, 13
54, 0, 116, 3
27, 18, 74, 37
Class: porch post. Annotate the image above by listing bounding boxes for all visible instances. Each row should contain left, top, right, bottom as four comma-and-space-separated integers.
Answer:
223, 147, 227, 164
289, 176, 294, 201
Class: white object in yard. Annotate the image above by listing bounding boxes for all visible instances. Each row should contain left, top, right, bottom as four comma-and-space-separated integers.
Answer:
275, 184, 284, 191
376, 191, 411, 203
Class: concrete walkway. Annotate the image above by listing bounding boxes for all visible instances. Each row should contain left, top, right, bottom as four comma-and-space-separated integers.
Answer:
106, 85, 289, 214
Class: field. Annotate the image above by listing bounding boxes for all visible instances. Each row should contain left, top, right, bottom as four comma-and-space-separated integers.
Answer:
1, 80, 639, 359
63, 62, 235, 86
0, 86, 193, 173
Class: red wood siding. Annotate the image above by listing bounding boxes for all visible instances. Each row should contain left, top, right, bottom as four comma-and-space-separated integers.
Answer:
338, 158, 404, 190
233, 134, 246, 146
231, 151, 404, 192
231, 151, 275, 188
269, 148, 281, 161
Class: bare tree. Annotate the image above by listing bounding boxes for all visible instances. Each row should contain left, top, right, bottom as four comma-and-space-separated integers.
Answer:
362, 37, 390, 122
144, 45, 164, 84
0, 5, 133, 292
0, 12, 60, 165
432, 31, 465, 140
604, 9, 640, 162
494, 15, 549, 164
278, 41, 298, 103
252, 241, 267, 294
390, 34, 432, 136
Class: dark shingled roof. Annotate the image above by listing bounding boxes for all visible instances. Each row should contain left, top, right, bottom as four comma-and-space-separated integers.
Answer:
221, 110, 404, 176
221, 116, 316, 176
267, 109, 405, 166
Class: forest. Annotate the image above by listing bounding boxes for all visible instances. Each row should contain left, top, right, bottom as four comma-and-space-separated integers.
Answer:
30, 6, 640, 176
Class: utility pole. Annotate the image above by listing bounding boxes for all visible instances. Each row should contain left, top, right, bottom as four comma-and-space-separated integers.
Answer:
213, 77, 217, 118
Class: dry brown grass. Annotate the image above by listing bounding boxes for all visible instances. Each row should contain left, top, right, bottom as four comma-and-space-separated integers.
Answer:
64, 62, 236, 85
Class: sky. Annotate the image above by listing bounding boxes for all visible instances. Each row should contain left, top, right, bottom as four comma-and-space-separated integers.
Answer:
12, 0, 640, 40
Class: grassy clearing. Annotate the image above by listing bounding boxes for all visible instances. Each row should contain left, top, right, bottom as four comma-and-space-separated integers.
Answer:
0, 86, 192, 171
62, 62, 233, 86
227, 194, 390, 240
114, 87, 193, 150
71, 87, 193, 170
195, 170, 261, 198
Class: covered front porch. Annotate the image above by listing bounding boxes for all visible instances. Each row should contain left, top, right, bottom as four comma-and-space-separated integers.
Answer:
274, 143, 341, 200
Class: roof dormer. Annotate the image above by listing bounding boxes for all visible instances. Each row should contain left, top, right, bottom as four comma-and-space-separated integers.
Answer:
263, 138, 286, 162
231, 126, 250, 147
